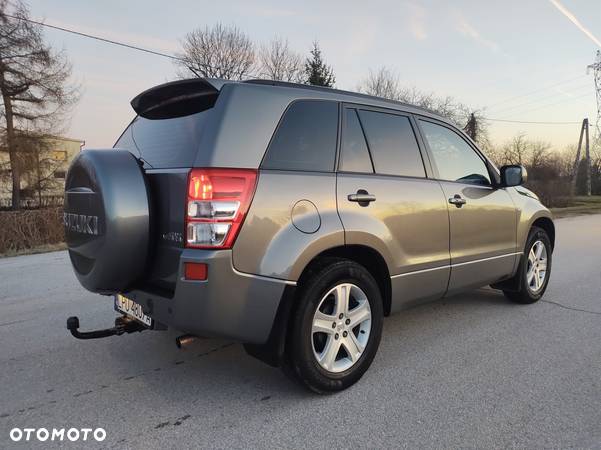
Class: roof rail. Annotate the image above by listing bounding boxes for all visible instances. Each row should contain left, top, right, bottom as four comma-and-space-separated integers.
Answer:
243, 78, 434, 115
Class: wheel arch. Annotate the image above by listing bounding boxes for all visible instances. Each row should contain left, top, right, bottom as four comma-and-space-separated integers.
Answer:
297, 245, 392, 316
531, 216, 555, 250
243, 244, 392, 367
492, 212, 555, 294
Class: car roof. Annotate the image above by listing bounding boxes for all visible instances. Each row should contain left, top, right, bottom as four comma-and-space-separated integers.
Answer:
201, 77, 454, 126
246, 79, 433, 112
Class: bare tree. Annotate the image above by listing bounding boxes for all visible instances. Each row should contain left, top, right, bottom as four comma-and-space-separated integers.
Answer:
357, 67, 402, 99
258, 37, 303, 82
357, 66, 488, 145
176, 23, 256, 80
498, 134, 530, 166
17, 133, 63, 206
486, 135, 578, 206
0, 0, 78, 209
529, 141, 551, 170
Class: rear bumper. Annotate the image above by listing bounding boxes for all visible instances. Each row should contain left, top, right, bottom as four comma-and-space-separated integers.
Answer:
122, 249, 291, 344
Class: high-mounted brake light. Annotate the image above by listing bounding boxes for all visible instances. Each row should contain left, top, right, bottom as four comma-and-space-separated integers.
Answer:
186, 168, 258, 249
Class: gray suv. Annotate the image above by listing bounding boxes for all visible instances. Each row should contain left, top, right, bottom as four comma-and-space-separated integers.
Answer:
64, 78, 554, 393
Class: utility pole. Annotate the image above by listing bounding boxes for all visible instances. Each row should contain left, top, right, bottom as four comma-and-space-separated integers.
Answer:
572, 118, 591, 196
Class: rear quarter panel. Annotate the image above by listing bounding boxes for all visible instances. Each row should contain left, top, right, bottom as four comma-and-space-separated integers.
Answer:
232, 171, 344, 281
195, 84, 322, 169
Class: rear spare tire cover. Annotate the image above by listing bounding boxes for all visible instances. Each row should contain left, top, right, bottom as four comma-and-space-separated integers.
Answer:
64, 150, 150, 294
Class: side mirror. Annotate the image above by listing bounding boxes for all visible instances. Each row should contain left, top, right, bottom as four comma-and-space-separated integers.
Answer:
500, 165, 527, 187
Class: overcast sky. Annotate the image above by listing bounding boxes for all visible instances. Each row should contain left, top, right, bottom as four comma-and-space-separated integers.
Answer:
26, 0, 601, 150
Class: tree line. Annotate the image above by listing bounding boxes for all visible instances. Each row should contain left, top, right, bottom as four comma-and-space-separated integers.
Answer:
486, 134, 600, 206
0, 2, 599, 211
175, 23, 335, 87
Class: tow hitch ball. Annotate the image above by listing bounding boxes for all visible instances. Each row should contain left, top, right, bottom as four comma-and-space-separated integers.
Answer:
66, 316, 146, 340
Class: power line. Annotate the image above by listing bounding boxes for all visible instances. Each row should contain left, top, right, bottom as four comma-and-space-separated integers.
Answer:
2, 12, 595, 129
2, 13, 256, 79
485, 74, 588, 109
499, 92, 592, 118
484, 118, 582, 124
4, 13, 183, 62
487, 83, 592, 115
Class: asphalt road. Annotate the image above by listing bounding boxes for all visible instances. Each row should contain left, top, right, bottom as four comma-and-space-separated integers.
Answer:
1, 215, 600, 449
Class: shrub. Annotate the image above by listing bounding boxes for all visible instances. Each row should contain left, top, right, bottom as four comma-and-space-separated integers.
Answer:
526, 180, 572, 208
0, 207, 64, 254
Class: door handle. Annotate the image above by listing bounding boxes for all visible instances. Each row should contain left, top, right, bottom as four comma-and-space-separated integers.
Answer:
348, 190, 376, 206
449, 194, 466, 207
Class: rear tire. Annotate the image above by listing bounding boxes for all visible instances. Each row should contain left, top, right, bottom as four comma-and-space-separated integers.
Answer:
503, 226, 552, 304
284, 258, 383, 393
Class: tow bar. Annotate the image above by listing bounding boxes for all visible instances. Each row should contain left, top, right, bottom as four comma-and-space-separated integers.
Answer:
66, 315, 147, 340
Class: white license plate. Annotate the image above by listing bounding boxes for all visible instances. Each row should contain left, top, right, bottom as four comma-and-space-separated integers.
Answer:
114, 294, 152, 327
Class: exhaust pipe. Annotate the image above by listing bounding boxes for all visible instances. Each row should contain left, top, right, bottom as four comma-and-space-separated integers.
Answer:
175, 334, 197, 348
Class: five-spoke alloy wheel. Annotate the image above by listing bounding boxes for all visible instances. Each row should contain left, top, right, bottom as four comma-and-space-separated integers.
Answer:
526, 240, 548, 293
504, 226, 552, 304
286, 258, 383, 393
312, 283, 372, 373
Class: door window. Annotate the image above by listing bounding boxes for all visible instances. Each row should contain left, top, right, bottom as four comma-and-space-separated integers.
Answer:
419, 120, 491, 185
357, 110, 425, 177
339, 109, 373, 173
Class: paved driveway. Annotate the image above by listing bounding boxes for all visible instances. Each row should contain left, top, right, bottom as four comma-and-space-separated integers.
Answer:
1, 215, 600, 449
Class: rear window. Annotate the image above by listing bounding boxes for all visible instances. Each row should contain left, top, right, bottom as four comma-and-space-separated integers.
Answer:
357, 110, 425, 178
261, 100, 339, 172
114, 110, 211, 168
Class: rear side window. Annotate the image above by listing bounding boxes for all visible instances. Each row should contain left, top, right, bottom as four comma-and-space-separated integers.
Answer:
114, 110, 211, 168
357, 110, 425, 177
339, 109, 373, 173
261, 100, 338, 172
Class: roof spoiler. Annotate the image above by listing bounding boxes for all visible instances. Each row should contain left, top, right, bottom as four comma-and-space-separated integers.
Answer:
130, 78, 225, 119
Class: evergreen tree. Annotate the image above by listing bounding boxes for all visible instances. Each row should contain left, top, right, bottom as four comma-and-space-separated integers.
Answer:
463, 113, 479, 142
304, 42, 335, 87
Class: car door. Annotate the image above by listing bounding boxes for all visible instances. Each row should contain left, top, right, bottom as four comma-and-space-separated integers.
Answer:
417, 118, 518, 293
336, 105, 451, 312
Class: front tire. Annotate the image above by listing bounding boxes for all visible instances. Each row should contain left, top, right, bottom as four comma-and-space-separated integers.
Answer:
504, 226, 552, 304
285, 259, 383, 393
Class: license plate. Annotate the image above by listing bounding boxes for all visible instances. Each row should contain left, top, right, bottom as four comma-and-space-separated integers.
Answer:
114, 294, 152, 327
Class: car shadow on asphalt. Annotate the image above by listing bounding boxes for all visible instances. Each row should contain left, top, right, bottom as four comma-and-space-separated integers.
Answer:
96, 287, 519, 402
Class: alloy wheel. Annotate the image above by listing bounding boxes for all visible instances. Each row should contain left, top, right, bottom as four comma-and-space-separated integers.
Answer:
527, 240, 548, 293
311, 283, 372, 373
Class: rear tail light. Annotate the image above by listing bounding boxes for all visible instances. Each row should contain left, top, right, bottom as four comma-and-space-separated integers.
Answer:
186, 168, 258, 249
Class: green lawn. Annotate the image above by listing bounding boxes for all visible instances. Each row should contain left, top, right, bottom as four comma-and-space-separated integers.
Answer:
550, 196, 601, 218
